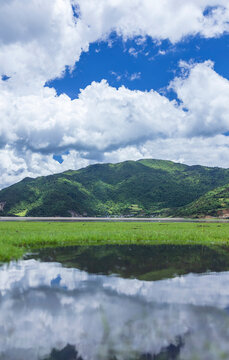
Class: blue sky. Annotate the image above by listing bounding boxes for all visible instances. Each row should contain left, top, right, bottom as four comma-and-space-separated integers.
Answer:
47, 33, 229, 101
1, 0, 229, 188
48, 32, 229, 164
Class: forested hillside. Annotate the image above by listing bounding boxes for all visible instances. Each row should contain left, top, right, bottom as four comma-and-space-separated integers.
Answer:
0, 159, 229, 217
176, 184, 229, 218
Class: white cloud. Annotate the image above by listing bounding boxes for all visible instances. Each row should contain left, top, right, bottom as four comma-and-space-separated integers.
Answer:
0, 147, 91, 189
103, 135, 229, 169
0, 0, 229, 188
77, 0, 229, 44
110, 71, 122, 81
170, 60, 229, 137
1, 0, 229, 90
128, 47, 139, 57
0, 0, 86, 93
1, 60, 229, 188
0, 80, 185, 156
129, 72, 141, 81
110, 71, 141, 81
1, 61, 229, 156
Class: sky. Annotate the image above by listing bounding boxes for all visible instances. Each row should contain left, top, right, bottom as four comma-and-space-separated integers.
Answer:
0, 0, 229, 189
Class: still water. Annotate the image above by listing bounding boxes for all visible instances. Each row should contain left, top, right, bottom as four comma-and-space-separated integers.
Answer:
1, 245, 229, 359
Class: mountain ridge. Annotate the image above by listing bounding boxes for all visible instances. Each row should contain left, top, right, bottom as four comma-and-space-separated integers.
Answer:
0, 159, 229, 218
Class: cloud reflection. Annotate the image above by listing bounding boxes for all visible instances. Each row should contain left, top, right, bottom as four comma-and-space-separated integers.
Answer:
0, 260, 229, 360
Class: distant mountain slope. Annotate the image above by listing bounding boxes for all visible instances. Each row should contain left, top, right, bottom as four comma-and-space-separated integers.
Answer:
176, 184, 229, 218
0, 159, 229, 217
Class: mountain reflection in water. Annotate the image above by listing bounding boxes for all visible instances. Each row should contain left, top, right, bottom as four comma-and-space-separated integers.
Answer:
1, 255, 229, 360
31, 244, 229, 280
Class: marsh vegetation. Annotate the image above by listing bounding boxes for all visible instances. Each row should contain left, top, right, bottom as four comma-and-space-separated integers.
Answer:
0, 221, 229, 262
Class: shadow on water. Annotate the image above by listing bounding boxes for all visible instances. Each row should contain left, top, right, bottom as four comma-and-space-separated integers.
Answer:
28, 244, 229, 280
44, 339, 183, 360
43, 345, 83, 360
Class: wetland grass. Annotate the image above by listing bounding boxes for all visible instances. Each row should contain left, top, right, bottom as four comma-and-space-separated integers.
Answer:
0, 221, 229, 262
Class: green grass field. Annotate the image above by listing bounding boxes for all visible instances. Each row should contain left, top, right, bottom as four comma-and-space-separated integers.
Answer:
0, 221, 229, 262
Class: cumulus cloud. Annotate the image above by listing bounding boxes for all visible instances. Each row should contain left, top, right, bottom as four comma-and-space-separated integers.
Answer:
1, 60, 229, 188
77, 0, 229, 44
0, 0, 229, 188
0, 80, 185, 155
1, 0, 229, 90
103, 135, 229, 168
170, 61, 229, 137
0, 0, 84, 93
0, 147, 92, 189
1, 61, 229, 154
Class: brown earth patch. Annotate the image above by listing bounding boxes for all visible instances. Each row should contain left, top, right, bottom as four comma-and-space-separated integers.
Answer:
217, 209, 229, 218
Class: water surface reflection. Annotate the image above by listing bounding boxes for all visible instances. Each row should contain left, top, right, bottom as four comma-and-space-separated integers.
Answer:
1, 253, 229, 359
31, 244, 229, 280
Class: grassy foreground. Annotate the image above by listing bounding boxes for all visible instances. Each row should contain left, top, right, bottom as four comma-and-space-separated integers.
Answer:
0, 221, 229, 262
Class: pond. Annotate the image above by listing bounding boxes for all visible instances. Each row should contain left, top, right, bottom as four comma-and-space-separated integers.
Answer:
1, 245, 229, 359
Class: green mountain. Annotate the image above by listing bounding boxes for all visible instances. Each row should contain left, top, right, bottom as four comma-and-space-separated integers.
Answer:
176, 184, 229, 218
0, 159, 229, 217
